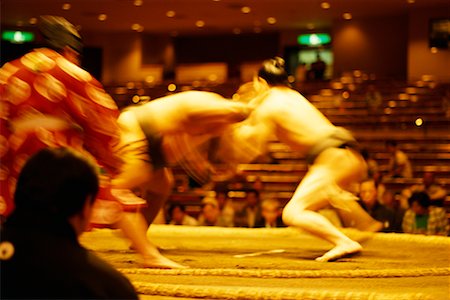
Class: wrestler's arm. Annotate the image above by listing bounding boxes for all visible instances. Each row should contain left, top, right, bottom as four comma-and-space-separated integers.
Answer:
179, 91, 252, 133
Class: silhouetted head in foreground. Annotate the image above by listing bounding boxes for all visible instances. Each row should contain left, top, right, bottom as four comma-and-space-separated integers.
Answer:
12, 147, 99, 234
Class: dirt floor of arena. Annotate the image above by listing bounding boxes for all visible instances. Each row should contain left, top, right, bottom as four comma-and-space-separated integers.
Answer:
80, 225, 450, 300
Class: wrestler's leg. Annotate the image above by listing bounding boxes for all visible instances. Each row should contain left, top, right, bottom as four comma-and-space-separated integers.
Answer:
141, 167, 174, 226
112, 148, 183, 266
282, 166, 363, 262
116, 212, 185, 269
282, 148, 381, 262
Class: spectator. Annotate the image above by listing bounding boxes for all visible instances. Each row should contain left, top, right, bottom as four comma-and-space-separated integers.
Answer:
385, 140, 413, 178
402, 192, 448, 236
0, 147, 138, 299
252, 176, 265, 193
361, 148, 379, 179
255, 199, 286, 228
310, 53, 326, 80
168, 203, 198, 226
215, 190, 235, 227
365, 84, 383, 113
359, 179, 403, 232
403, 172, 447, 207
197, 197, 229, 226
380, 190, 402, 212
372, 171, 387, 203
234, 189, 261, 228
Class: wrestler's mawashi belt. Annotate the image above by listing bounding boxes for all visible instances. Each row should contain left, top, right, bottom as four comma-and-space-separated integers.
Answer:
306, 127, 359, 165
132, 108, 167, 170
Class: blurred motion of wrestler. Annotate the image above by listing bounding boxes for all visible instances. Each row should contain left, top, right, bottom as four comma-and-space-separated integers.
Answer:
217, 57, 383, 262
0, 16, 181, 268
112, 91, 251, 230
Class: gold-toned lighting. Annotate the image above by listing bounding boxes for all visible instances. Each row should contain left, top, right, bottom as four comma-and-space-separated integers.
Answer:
241, 6, 251, 14
131, 23, 143, 31
168, 83, 177, 92
29, 17, 38, 25
306, 23, 315, 30
196, 20, 205, 28
267, 17, 277, 25
343, 13, 352, 20
166, 10, 176, 18
415, 117, 423, 127
62, 3, 71, 10
430, 47, 438, 54
320, 2, 331, 9
132, 95, 140, 104
134, 0, 143, 6
98, 14, 107, 21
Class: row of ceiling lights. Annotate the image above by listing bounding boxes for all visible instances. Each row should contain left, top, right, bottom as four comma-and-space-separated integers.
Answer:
22, 0, 417, 33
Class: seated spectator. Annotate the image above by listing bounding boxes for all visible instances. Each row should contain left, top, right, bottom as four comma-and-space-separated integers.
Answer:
380, 190, 402, 212
234, 189, 261, 228
385, 140, 413, 178
365, 84, 383, 112
0, 147, 138, 299
255, 199, 286, 228
361, 148, 379, 179
372, 171, 387, 203
359, 179, 403, 232
402, 192, 448, 236
402, 172, 447, 207
168, 203, 198, 226
215, 190, 235, 227
197, 197, 229, 227
252, 176, 265, 193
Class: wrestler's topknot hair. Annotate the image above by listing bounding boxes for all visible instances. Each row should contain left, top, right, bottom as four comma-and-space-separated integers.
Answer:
258, 57, 290, 87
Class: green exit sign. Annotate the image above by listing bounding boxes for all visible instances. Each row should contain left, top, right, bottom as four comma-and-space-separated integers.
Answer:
2, 31, 35, 43
297, 33, 331, 46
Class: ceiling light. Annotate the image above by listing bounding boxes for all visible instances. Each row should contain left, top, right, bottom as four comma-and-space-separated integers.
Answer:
407, 0, 415, 3
98, 14, 107, 21
320, 2, 331, 9
430, 47, 438, 54
131, 23, 143, 31
62, 3, 71, 10
134, 0, 143, 6
241, 6, 251, 14
196, 20, 205, 28
29, 17, 38, 25
343, 13, 352, 20
166, 10, 176, 17
306, 23, 315, 30
16, 21, 24, 26
267, 17, 277, 25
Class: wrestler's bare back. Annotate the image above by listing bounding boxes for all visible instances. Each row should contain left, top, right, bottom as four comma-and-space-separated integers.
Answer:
236, 87, 337, 156
116, 90, 251, 167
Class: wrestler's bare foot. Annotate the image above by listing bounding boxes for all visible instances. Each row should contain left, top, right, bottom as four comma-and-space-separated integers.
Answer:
142, 254, 187, 269
315, 240, 362, 262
